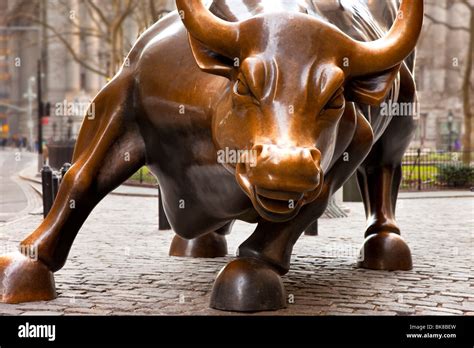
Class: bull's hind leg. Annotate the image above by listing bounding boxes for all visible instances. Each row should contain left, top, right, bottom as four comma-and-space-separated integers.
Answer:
356, 161, 412, 270
0, 77, 146, 303
356, 76, 416, 271
169, 222, 232, 258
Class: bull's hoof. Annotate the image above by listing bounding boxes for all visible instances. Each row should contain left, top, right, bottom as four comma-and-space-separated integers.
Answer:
357, 232, 412, 271
210, 257, 286, 312
169, 232, 227, 258
0, 252, 56, 303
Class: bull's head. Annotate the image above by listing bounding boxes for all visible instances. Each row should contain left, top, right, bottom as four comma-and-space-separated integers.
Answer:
176, 0, 423, 222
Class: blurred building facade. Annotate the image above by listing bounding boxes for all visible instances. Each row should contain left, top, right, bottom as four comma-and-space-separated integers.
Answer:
1, 0, 175, 149
0, 0, 42, 147
0, 0, 8, 145
0, 0, 472, 151
414, 0, 472, 151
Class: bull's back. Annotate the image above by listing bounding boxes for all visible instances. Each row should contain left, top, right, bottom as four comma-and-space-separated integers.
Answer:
210, 0, 399, 42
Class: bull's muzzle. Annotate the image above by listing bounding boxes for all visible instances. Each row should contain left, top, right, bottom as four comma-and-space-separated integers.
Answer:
236, 144, 324, 222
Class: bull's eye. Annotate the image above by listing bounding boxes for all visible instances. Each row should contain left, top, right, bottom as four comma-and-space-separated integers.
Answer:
234, 79, 251, 96
326, 88, 345, 110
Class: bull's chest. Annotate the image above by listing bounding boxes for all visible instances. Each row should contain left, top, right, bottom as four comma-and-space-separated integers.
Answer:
362, 105, 395, 143
144, 125, 254, 229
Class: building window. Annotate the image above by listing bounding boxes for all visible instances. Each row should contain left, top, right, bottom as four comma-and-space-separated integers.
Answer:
80, 71, 86, 91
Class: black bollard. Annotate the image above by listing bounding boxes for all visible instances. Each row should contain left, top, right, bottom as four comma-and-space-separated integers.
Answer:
60, 162, 71, 179
304, 219, 318, 236
158, 186, 171, 230
52, 172, 60, 201
41, 165, 54, 218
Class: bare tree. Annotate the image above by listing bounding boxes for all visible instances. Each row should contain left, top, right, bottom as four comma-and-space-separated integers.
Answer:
134, 0, 173, 33
8, 0, 173, 79
425, 0, 474, 164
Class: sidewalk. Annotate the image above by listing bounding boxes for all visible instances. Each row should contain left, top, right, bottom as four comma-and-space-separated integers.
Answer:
399, 190, 474, 199
0, 170, 472, 315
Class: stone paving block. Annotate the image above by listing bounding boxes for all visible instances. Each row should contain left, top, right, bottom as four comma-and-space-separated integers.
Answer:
6, 304, 67, 312
63, 307, 112, 315
427, 295, 465, 303
415, 306, 464, 315
325, 306, 354, 314
0, 308, 26, 315
440, 291, 474, 298
20, 311, 62, 316
403, 299, 439, 307
338, 303, 375, 310
376, 304, 416, 315
461, 302, 474, 311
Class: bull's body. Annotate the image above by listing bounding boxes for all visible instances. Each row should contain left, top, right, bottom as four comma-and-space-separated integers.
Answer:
135, 0, 412, 235
0, 0, 421, 312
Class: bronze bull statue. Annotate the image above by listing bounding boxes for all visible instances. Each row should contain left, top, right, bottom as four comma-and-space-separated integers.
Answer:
0, 0, 423, 312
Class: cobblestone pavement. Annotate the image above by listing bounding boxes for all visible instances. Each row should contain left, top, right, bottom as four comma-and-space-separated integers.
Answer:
0, 190, 472, 316
0, 151, 38, 223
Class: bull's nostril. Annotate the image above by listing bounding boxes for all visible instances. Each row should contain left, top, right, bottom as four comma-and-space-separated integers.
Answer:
315, 171, 321, 186
252, 144, 264, 157
309, 148, 321, 163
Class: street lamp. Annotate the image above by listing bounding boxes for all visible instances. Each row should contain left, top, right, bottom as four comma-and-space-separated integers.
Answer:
447, 110, 454, 152
23, 76, 36, 152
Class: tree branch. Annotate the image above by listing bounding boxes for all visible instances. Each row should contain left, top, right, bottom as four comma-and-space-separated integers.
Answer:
424, 13, 469, 31
149, 0, 158, 22
112, 0, 136, 31
20, 13, 108, 77
83, 1, 108, 37
459, 0, 474, 11
84, 0, 110, 27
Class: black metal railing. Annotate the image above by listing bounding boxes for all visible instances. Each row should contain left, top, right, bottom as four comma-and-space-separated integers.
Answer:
401, 149, 474, 191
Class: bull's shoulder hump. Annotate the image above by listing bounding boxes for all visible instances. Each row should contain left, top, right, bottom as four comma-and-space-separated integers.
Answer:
209, 0, 316, 21
127, 12, 186, 65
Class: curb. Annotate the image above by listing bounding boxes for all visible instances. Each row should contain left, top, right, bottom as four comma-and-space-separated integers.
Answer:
18, 172, 158, 198
28, 183, 43, 197
399, 194, 474, 200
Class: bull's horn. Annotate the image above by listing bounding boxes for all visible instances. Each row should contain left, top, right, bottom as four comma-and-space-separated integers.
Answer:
176, 0, 240, 57
349, 0, 423, 76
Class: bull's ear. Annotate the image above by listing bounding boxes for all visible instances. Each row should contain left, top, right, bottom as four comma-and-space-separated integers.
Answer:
188, 35, 234, 79
345, 64, 401, 106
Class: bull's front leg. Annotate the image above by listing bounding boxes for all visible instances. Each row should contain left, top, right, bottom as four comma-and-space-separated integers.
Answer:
0, 77, 146, 303
210, 111, 373, 312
